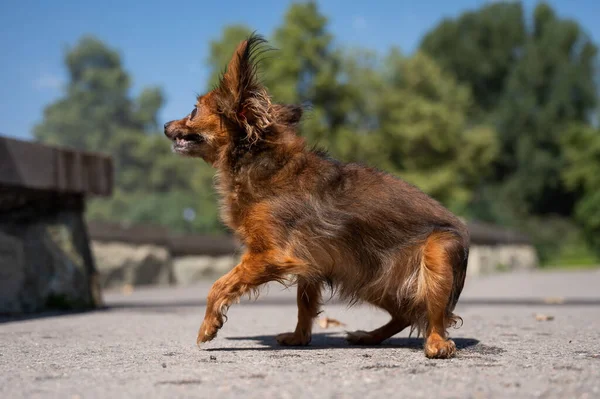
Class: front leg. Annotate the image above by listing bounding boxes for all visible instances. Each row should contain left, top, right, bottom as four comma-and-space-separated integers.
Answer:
197, 250, 305, 345
276, 278, 322, 346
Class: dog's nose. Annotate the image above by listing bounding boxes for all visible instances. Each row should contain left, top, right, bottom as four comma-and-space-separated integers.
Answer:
164, 121, 172, 136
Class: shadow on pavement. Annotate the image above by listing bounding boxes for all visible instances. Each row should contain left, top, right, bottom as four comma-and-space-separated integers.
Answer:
206, 333, 480, 352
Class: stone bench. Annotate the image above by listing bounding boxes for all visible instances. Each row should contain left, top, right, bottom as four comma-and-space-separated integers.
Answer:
0, 136, 112, 314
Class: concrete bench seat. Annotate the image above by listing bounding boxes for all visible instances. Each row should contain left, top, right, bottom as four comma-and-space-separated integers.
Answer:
0, 136, 113, 314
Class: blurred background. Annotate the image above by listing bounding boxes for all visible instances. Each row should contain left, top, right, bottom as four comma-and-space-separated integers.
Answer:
1, 0, 599, 303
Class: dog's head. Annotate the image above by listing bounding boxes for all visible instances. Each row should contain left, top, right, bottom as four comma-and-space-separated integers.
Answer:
164, 34, 303, 165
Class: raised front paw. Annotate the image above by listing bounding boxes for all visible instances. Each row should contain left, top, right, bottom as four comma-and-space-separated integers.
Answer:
196, 317, 222, 346
275, 331, 311, 346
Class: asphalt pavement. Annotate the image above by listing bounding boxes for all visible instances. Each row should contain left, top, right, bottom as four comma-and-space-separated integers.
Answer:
1, 269, 600, 399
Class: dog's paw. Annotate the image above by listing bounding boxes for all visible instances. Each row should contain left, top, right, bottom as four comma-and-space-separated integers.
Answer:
275, 332, 311, 346
346, 330, 384, 346
424, 337, 456, 359
196, 321, 220, 346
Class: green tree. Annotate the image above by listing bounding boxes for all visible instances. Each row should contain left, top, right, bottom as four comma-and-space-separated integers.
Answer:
34, 36, 222, 233
420, 2, 599, 264
420, 1, 526, 115
267, 2, 354, 154
561, 124, 600, 256
35, 36, 163, 150
331, 47, 385, 164
493, 3, 598, 217
33, 36, 176, 191
421, 2, 598, 219
375, 50, 498, 212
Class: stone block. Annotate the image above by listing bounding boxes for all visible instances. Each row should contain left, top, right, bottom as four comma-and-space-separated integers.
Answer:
91, 241, 174, 289
173, 255, 238, 285
0, 209, 103, 314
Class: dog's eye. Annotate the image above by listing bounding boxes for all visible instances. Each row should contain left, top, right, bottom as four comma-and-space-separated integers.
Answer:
189, 107, 198, 120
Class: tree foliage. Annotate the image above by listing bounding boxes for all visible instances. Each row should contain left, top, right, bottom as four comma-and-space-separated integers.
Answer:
420, 1, 526, 115
561, 124, 600, 256
34, 2, 600, 262
374, 51, 498, 212
34, 36, 222, 233
421, 1, 600, 260
493, 3, 597, 216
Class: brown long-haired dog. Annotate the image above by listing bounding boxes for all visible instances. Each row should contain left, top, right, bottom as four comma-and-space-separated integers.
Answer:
164, 34, 469, 359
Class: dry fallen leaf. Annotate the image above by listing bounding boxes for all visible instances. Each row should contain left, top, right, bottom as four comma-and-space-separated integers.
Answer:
535, 313, 555, 321
122, 284, 134, 296
318, 317, 347, 329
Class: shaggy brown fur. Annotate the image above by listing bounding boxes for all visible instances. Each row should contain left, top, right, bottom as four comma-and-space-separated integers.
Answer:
164, 33, 470, 359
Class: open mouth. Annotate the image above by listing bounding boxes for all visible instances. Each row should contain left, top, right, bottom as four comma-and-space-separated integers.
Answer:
173, 133, 203, 149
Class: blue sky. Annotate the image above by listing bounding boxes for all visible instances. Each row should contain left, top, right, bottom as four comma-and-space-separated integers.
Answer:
1, 0, 598, 140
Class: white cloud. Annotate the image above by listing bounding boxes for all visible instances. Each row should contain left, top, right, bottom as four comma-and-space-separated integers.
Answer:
33, 73, 64, 90
352, 16, 367, 31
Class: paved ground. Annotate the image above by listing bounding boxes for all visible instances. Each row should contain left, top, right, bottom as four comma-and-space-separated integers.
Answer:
1, 269, 600, 399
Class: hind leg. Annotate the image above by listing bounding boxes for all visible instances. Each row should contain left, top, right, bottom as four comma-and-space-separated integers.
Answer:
346, 298, 410, 345
346, 316, 410, 345
276, 278, 322, 346
424, 308, 456, 359
421, 232, 459, 359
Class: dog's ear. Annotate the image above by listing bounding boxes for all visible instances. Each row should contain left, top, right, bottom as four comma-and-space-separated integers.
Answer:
272, 104, 303, 126
215, 33, 273, 142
